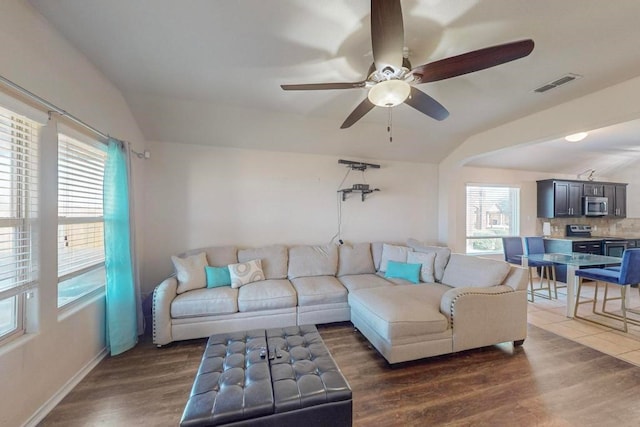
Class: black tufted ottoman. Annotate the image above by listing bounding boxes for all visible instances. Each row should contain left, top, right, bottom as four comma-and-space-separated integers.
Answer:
180, 325, 352, 427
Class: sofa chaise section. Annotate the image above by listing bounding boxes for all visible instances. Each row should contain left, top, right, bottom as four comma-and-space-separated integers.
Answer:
348, 252, 528, 364
349, 283, 454, 363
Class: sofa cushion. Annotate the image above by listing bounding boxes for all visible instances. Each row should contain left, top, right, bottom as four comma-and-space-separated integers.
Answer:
407, 251, 437, 283
182, 245, 238, 267
172, 252, 208, 294
379, 243, 411, 272
380, 277, 414, 286
440, 254, 511, 288
290, 276, 347, 306
229, 259, 266, 288
337, 273, 394, 293
407, 239, 451, 282
337, 243, 375, 276
348, 285, 451, 341
288, 244, 338, 279
385, 261, 421, 284
237, 279, 297, 312
171, 287, 238, 318
238, 245, 288, 279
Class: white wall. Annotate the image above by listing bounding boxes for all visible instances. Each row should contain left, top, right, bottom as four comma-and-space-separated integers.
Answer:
141, 142, 439, 293
0, 1, 145, 426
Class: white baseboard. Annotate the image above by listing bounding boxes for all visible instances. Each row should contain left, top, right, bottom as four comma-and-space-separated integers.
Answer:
23, 347, 109, 427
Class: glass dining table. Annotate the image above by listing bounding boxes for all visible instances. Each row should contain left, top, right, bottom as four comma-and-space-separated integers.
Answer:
522, 252, 622, 317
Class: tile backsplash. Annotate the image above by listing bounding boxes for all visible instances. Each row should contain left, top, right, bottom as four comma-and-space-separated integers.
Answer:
537, 217, 640, 237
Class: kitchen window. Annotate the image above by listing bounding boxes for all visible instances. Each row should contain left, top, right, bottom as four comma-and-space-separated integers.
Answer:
466, 184, 520, 254
57, 133, 106, 308
0, 106, 39, 344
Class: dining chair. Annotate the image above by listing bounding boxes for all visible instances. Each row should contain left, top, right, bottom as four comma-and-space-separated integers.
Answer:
502, 237, 552, 302
524, 236, 562, 299
574, 248, 640, 332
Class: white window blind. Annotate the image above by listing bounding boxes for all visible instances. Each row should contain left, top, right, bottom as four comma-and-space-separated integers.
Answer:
466, 184, 520, 254
58, 134, 106, 283
0, 105, 39, 341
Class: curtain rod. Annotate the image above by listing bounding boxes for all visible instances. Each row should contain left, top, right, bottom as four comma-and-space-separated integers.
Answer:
0, 73, 110, 141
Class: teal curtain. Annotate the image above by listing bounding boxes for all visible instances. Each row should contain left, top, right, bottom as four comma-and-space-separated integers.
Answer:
104, 138, 137, 355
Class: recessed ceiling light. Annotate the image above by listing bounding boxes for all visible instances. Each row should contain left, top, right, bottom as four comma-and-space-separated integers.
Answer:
565, 132, 589, 142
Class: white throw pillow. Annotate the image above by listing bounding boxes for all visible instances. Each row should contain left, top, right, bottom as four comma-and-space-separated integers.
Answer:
407, 251, 437, 283
172, 252, 208, 294
406, 239, 452, 282
228, 259, 266, 288
379, 244, 411, 272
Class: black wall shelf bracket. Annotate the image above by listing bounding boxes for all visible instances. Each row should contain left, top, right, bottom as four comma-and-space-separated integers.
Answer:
338, 159, 381, 171
338, 188, 380, 202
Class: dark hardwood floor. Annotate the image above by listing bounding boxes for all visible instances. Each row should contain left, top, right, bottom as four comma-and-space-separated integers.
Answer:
39, 323, 640, 426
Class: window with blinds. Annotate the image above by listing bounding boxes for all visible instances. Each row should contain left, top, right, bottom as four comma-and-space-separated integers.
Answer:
57, 133, 106, 307
465, 184, 520, 254
0, 105, 39, 343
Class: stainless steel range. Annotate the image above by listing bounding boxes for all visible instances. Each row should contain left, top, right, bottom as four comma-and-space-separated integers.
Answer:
565, 224, 594, 238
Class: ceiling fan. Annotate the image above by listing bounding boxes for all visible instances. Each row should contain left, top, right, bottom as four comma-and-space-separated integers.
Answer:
281, 0, 534, 129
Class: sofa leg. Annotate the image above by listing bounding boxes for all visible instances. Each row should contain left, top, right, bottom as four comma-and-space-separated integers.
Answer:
513, 339, 525, 347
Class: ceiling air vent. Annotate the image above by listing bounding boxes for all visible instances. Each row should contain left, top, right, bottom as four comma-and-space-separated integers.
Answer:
534, 73, 582, 93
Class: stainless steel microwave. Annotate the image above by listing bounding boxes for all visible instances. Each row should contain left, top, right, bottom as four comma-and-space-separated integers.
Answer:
583, 196, 608, 216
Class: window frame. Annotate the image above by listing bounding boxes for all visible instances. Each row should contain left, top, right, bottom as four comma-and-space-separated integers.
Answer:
465, 183, 520, 255
0, 106, 39, 344
56, 131, 107, 309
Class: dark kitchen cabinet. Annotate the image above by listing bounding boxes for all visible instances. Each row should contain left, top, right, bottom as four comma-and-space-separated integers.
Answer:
572, 241, 603, 255
603, 184, 627, 217
583, 183, 604, 196
538, 179, 628, 218
537, 180, 583, 218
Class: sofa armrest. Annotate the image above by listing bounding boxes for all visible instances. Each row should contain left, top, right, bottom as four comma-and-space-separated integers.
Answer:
152, 276, 178, 346
502, 265, 528, 291
440, 285, 528, 352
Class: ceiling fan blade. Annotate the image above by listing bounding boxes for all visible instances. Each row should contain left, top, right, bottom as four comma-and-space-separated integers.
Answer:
411, 39, 535, 84
340, 98, 376, 129
281, 82, 366, 90
404, 87, 449, 121
371, 0, 404, 71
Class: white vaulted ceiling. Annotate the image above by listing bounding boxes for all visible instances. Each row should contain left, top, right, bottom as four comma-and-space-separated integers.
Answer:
28, 0, 640, 171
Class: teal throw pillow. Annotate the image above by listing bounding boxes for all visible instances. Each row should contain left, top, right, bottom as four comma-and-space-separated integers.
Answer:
385, 261, 421, 284
205, 266, 231, 288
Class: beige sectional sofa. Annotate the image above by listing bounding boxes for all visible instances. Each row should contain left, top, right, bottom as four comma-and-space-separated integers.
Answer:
152, 240, 528, 364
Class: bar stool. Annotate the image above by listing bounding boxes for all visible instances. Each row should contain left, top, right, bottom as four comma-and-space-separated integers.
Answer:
574, 248, 640, 332
502, 237, 552, 302
524, 237, 561, 299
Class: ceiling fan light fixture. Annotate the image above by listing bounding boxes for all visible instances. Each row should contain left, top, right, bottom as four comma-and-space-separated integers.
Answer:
367, 80, 410, 107
565, 132, 589, 142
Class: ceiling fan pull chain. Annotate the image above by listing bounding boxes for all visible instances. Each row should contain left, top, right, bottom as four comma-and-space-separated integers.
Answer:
387, 106, 393, 143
